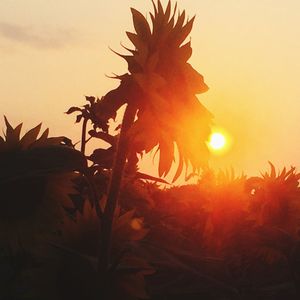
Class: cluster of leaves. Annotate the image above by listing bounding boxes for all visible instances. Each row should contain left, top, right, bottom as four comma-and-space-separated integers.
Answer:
1, 117, 300, 300
66, 0, 212, 183
119, 164, 300, 299
0, 117, 156, 300
1, 1, 300, 300
0, 117, 86, 248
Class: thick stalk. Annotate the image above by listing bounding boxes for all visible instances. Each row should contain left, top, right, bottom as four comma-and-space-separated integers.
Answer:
98, 103, 137, 273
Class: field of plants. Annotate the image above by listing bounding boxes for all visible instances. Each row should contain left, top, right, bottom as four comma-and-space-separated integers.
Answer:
1, 1, 299, 299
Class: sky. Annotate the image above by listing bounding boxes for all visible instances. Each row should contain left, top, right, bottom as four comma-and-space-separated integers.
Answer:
0, 0, 299, 179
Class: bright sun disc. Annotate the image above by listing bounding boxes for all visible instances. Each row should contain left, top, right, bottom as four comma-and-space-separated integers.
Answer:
209, 132, 226, 150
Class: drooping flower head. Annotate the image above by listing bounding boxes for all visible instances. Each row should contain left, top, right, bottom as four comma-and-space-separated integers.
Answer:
247, 162, 300, 237
97, 0, 213, 181
0, 117, 87, 248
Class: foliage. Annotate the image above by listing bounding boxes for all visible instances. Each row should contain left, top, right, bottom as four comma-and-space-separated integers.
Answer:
1, 114, 300, 299
68, 0, 212, 182
1, 1, 300, 300
0, 117, 86, 249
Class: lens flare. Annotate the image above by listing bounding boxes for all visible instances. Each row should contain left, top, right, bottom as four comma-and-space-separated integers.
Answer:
209, 132, 226, 150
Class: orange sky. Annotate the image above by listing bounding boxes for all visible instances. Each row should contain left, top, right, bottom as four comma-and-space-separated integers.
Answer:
0, 0, 299, 178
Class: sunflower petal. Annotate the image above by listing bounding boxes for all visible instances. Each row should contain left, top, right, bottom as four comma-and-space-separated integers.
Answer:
268, 161, 276, 178
151, 0, 158, 16
20, 123, 42, 149
174, 10, 186, 32
3, 116, 22, 146
157, 0, 164, 17
164, 0, 171, 22
131, 8, 151, 41
174, 15, 195, 46
31, 128, 48, 145
179, 41, 192, 61
172, 145, 184, 183
158, 137, 174, 177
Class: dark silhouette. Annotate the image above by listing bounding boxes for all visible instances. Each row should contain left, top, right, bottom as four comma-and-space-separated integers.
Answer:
1, 1, 300, 299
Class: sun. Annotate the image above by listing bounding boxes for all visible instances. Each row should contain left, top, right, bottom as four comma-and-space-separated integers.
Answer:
208, 132, 226, 151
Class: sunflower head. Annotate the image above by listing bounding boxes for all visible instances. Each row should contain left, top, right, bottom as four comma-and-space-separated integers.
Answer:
123, 1, 212, 181
91, 1, 212, 182
247, 162, 300, 236
123, 0, 208, 94
0, 117, 87, 248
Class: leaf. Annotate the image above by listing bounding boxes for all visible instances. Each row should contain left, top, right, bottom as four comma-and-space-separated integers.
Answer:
150, 12, 156, 31
173, 10, 186, 34
158, 138, 174, 177
278, 167, 287, 180
126, 31, 146, 52
127, 111, 159, 153
172, 145, 184, 183
157, 0, 164, 17
76, 115, 83, 123
20, 123, 42, 149
109, 46, 132, 61
169, 2, 178, 26
85, 95, 95, 104
3, 116, 22, 146
25, 146, 88, 174
151, 0, 158, 17
88, 130, 116, 146
65, 106, 82, 114
151, 1, 165, 33
131, 8, 151, 41
136, 172, 170, 184
125, 57, 143, 73
164, 0, 171, 22
13, 123, 23, 140
89, 147, 114, 168
30, 128, 49, 148
4, 115, 14, 137
184, 63, 209, 94
268, 161, 276, 178
174, 16, 195, 46
179, 41, 192, 62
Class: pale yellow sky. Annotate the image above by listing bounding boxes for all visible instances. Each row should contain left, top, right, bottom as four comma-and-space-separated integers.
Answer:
0, 0, 299, 178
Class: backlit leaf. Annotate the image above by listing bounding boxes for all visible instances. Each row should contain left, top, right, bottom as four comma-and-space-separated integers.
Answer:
20, 123, 42, 149
131, 8, 151, 41
173, 16, 195, 46
158, 138, 174, 177
66, 106, 82, 114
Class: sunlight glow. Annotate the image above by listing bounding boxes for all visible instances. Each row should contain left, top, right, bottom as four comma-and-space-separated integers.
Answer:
209, 132, 226, 151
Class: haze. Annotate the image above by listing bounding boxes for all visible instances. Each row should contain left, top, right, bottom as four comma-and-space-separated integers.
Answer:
1, 0, 299, 177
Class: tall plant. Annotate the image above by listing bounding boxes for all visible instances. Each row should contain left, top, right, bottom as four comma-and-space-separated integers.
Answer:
88, 0, 213, 275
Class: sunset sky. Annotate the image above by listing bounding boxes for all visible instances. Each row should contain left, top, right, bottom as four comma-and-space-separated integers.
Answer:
1, 0, 299, 178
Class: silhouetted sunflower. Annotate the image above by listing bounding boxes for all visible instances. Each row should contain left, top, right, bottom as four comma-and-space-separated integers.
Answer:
247, 162, 300, 237
0, 117, 87, 248
95, 0, 213, 181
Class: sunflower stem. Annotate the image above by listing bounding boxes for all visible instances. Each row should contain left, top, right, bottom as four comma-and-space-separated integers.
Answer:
81, 118, 88, 154
98, 103, 137, 274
